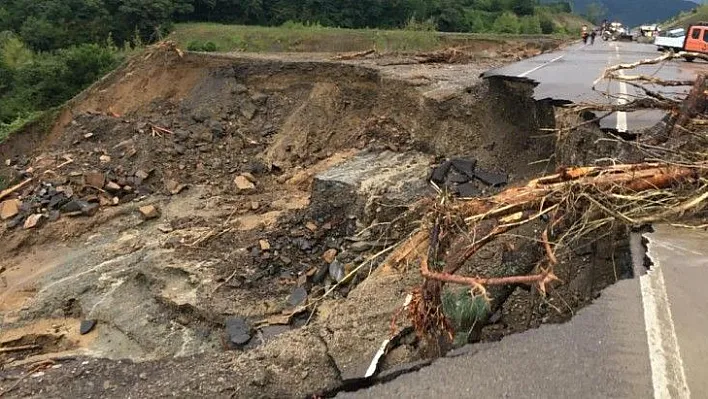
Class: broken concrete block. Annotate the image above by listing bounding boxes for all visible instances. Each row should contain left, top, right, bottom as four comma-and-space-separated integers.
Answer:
83, 172, 105, 188
24, 214, 43, 229
234, 175, 256, 192
139, 205, 160, 220
311, 151, 432, 224
0, 199, 21, 220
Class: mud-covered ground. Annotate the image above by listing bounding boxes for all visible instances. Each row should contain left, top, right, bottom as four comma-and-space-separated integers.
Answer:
0, 40, 628, 398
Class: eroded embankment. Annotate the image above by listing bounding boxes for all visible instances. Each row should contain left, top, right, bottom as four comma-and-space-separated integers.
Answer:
0, 48, 620, 397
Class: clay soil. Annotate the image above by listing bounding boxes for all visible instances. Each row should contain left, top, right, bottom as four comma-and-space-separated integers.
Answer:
0, 40, 616, 398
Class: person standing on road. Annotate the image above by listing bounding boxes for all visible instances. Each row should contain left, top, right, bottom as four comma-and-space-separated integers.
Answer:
582, 25, 589, 44
590, 29, 597, 45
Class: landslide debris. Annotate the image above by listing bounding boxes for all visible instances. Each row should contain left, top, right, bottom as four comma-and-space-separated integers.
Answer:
0, 43, 568, 397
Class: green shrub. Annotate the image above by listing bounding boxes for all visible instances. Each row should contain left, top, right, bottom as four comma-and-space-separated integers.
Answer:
404, 16, 437, 32
539, 14, 555, 34
493, 12, 520, 34
202, 41, 217, 52
442, 288, 490, 346
186, 40, 203, 51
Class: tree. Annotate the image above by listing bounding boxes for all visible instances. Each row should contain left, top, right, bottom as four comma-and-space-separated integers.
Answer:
520, 15, 541, 34
583, 2, 607, 25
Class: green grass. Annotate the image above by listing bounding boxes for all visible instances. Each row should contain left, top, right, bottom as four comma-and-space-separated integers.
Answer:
0, 111, 43, 143
171, 22, 574, 54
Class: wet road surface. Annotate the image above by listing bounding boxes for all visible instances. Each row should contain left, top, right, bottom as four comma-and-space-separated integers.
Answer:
484, 40, 706, 131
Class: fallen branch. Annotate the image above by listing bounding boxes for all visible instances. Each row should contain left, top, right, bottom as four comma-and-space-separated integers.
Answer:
331, 49, 377, 61
0, 178, 33, 201
0, 345, 41, 354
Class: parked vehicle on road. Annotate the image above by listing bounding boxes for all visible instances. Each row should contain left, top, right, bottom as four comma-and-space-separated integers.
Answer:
602, 22, 633, 41
682, 23, 708, 61
655, 28, 686, 52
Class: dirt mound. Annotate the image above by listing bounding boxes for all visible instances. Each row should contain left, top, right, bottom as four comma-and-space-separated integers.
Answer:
0, 47, 559, 396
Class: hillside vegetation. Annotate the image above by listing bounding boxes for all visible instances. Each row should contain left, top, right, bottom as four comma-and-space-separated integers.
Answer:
543, 0, 697, 27
662, 5, 708, 29
0, 0, 585, 139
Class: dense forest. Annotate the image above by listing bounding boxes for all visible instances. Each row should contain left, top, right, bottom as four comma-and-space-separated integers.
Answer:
0, 0, 576, 134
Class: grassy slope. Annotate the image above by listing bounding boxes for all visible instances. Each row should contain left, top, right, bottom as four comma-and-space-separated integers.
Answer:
662, 5, 708, 29
171, 16, 585, 54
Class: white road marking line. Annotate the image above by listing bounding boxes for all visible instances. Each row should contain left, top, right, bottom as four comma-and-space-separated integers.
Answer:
518, 55, 564, 78
643, 236, 691, 399
617, 70, 628, 132
613, 44, 628, 132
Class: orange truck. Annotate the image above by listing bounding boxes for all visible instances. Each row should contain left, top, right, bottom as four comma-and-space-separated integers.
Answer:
683, 23, 708, 62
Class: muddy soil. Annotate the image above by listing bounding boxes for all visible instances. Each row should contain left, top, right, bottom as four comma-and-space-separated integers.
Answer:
0, 41, 621, 398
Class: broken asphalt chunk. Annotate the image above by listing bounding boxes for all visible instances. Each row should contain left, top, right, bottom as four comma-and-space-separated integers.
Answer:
430, 160, 452, 184
474, 168, 508, 187
451, 158, 477, 179
456, 182, 481, 198
225, 317, 252, 347
80, 319, 97, 335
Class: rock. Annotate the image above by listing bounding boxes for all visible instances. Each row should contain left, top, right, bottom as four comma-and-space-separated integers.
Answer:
250, 201, 260, 210
81, 203, 100, 217
225, 317, 252, 347
251, 92, 269, 105
329, 260, 346, 283
24, 214, 44, 229
240, 101, 257, 120
83, 132, 94, 139
350, 241, 373, 253
164, 179, 187, 195
259, 239, 271, 251
80, 320, 97, 335
287, 286, 308, 307
234, 175, 256, 192
60, 200, 84, 213
83, 172, 105, 188
322, 249, 338, 264
4, 159, 11, 166
135, 170, 150, 180
305, 222, 318, 232
0, 199, 21, 220
105, 182, 121, 192
241, 172, 257, 183
99, 155, 111, 163
233, 84, 248, 94
138, 205, 160, 220
47, 210, 60, 222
